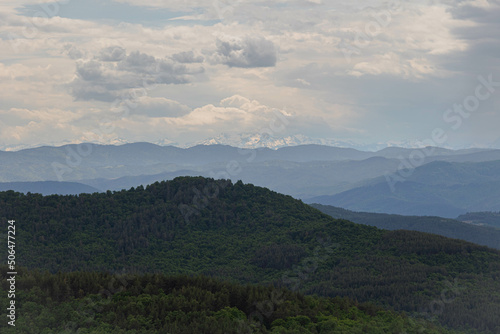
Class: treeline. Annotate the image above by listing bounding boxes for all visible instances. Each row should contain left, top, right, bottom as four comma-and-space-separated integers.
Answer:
1, 177, 500, 332
0, 267, 457, 333
457, 212, 500, 229
310, 204, 500, 250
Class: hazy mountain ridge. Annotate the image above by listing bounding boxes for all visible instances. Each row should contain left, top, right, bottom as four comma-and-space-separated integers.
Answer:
0, 181, 99, 195
307, 160, 500, 217
73, 157, 401, 198
2, 143, 500, 197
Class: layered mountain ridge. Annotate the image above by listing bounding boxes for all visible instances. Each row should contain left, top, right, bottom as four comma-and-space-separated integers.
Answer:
2, 143, 499, 217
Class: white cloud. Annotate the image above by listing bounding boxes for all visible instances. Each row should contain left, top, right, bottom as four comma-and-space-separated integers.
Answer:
0, 62, 50, 79
176, 95, 288, 127
349, 53, 442, 79
295, 78, 311, 86
0, 107, 84, 149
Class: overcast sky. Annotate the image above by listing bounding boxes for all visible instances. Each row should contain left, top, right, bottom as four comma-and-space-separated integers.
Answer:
0, 0, 499, 150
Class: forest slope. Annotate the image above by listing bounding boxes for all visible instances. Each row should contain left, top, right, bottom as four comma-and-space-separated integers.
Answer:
1, 177, 500, 332
0, 268, 455, 333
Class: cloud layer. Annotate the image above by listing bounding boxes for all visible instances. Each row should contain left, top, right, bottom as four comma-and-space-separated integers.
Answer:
69, 48, 204, 102
0, 0, 499, 150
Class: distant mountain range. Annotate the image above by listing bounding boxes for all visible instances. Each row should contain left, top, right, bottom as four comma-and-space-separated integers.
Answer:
7, 133, 498, 152
0, 134, 377, 151
307, 160, 500, 218
182, 133, 500, 151
191, 133, 360, 150
1, 142, 499, 217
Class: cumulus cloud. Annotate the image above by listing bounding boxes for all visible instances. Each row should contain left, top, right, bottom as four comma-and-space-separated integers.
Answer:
68, 47, 204, 101
349, 53, 440, 79
212, 36, 277, 68
98, 46, 126, 62
63, 44, 86, 60
172, 95, 291, 133
76, 60, 103, 81
219, 95, 252, 108
171, 51, 204, 63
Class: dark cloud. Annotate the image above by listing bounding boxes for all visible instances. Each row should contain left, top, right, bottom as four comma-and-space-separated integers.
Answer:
98, 46, 126, 62
63, 44, 86, 60
118, 51, 199, 84
76, 60, 103, 81
70, 84, 117, 102
119, 51, 157, 71
448, 2, 500, 24
213, 36, 277, 68
449, 3, 500, 42
442, 2, 500, 74
69, 48, 204, 102
171, 51, 204, 63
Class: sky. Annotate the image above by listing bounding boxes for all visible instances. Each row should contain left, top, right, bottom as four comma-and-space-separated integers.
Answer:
0, 0, 499, 151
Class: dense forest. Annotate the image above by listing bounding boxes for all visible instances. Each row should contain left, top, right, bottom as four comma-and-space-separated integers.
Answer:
310, 204, 500, 250
1, 177, 500, 332
0, 267, 457, 333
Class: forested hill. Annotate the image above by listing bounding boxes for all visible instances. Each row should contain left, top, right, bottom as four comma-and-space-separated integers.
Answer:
1, 177, 500, 332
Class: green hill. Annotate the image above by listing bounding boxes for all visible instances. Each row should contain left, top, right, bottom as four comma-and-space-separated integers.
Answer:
1, 177, 500, 332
